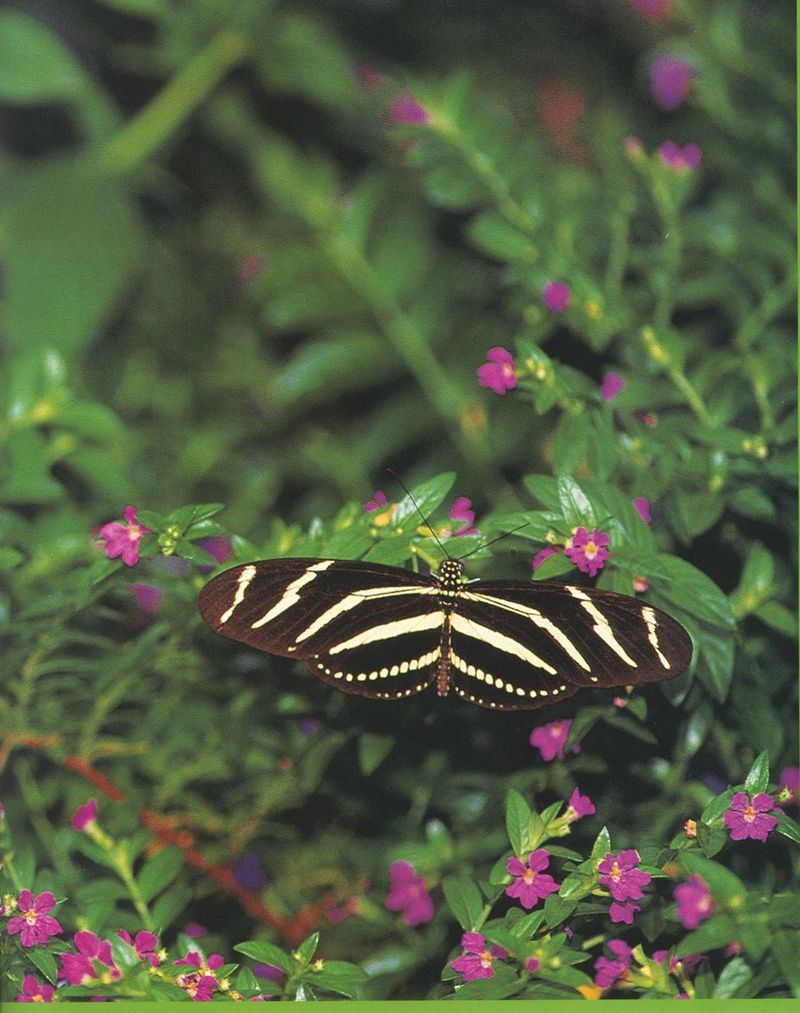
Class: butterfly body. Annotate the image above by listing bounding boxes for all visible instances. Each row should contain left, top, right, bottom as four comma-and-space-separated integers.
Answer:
198, 557, 692, 711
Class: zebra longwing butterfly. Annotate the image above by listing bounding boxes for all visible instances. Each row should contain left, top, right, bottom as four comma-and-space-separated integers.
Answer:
198, 556, 692, 711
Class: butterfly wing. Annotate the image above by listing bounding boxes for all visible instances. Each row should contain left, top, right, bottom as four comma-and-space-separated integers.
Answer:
198, 558, 443, 700
448, 580, 692, 710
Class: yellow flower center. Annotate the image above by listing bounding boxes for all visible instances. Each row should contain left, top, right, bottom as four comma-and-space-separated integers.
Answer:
743, 805, 756, 822
480, 949, 494, 968
585, 541, 598, 557
610, 862, 622, 881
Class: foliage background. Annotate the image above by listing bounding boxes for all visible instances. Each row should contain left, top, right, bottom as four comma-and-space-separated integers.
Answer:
0, 0, 797, 1001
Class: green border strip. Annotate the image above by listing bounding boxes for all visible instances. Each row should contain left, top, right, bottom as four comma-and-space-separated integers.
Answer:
45, 1003, 800, 1011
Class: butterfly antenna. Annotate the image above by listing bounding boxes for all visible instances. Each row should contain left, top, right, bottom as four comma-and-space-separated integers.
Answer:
457, 523, 530, 562
386, 468, 450, 560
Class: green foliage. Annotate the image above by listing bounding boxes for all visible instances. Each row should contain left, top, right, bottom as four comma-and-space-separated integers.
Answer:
0, 0, 796, 1002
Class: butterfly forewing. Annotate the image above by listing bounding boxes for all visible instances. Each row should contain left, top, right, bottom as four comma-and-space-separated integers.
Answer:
198, 558, 443, 700
198, 557, 692, 710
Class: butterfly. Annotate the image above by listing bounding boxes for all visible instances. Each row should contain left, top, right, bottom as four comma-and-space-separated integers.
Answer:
197, 555, 692, 710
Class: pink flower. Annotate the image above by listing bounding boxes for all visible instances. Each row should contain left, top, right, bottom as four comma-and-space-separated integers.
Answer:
633, 497, 651, 524
723, 792, 778, 842
97, 506, 151, 567
526, 956, 540, 973
59, 931, 120, 985
565, 527, 610, 577
565, 788, 596, 822
600, 372, 625, 401
630, 0, 670, 15
657, 141, 703, 170
506, 851, 560, 909
777, 766, 800, 806
16, 974, 55, 1003
674, 874, 714, 930
650, 54, 696, 111
530, 720, 575, 762
449, 496, 478, 536
594, 939, 632, 988
609, 899, 641, 924
385, 861, 434, 926
199, 537, 233, 564
387, 92, 429, 126
542, 281, 571, 314
6, 891, 62, 947
182, 923, 208, 938
532, 546, 562, 571
72, 798, 98, 832
118, 929, 161, 967
176, 951, 225, 975
180, 973, 218, 1001
450, 932, 508, 981
363, 490, 388, 513
598, 850, 652, 901
477, 347, 517, 395
253, 964, 286, 983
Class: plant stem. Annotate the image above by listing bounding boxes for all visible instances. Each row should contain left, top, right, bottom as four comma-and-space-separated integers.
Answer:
100, 31, 247, 177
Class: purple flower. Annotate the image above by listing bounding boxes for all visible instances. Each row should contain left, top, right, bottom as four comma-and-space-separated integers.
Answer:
234, 852, 268, 891
609, 899, 641, 924
650, 54, 696, 111
253, 964, 286, 983
385, 861, 434, 926
633, 497, 651, 524
450, 932, 507, 981
630, 0, 670, 15
130, 583, 163, 613
723, 792, 778, 842
657, 140, 703, 170
297, 717, 321, 736
387, 92, 429, 126
16, 974, 55, 1003
532, 546, 562, 571
594, 939, 632, 988
71, 798, 98, 832
180, 973, 218, 1002
526, 956, 541, 973
477, 347, 517, 395
674, 875, 714, 930
565, 527, 610, 577
118, 929, 161, 967
506, 851, 560, 909
6, 891, 62, 947
600, 372, 625, 401
199, 537, 233, 564
565, 788, 596, 822
182, 923, 208, 938
175, 951, 225, 974
542, 281, 571, 314
449, 497, 478, 537
59, 931, 120, 985
363, 489, 388, 513
97, 506, 151, 567
530, 719, 575, 762
598, 850, 652, 902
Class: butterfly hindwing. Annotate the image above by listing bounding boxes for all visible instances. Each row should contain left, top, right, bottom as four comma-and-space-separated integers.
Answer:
449, 580, 692, 709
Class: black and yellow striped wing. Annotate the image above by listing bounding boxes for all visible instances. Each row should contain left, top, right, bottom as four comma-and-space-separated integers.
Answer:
197, 558, 692, 710
198, 558, 445, 701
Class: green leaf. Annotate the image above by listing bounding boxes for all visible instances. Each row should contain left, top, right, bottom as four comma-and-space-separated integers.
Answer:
728, 486, 776, 521
543, 893, 577, 928
701, 788, 734, 824
357, 733, 394, 776
0, 547, 24, 570
523, 475, 560, 511
655, 555, 736, 630
712, 957, 753, 998
775, 811, 800, 845
393, 472, 456, 527
675, 913, 738, 956
773, 930, 800, 997
531, 551, 575, 581
294, 931, 320, 968
308, 960, 367, 999
0, 12, 93, 103
136, 846, 184, 903
26, 945, 59, 984
679, 854, 746, 904
150, 884, 191, 932
234, 941, 290, 972
468, 212, 536, 261
5, 159, 141, 356
454, 963, 524, 999
364, 537, 413, 566
754, 600, 797, 637
505, 789, 532, 857
696, 823, 727, 858
443, 874, 484, 931
556, 475, 595, 528
553, 412, 590, 476
743, 751, 770, 794
590, 826, 612, 862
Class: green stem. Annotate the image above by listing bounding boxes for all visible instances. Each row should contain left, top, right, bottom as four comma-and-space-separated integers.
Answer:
99, 31, 247, 176
605, 198, 634, 299
113, 847, 155, 931
733, 268, 797, 351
